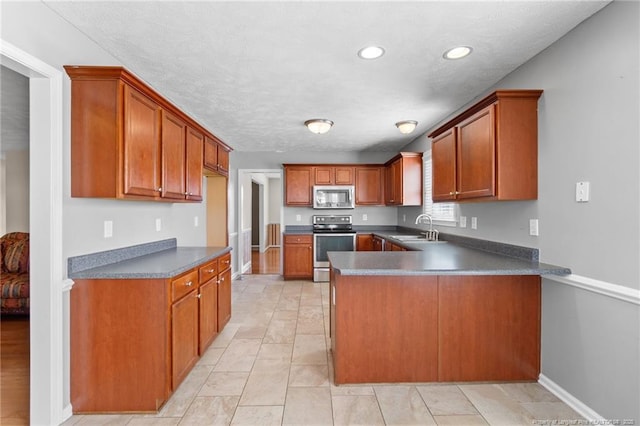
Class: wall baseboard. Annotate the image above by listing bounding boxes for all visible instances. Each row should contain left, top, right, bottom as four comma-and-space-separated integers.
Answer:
538, 374, 604, 421
543, 273, 640, 305
62, 404, 73, 423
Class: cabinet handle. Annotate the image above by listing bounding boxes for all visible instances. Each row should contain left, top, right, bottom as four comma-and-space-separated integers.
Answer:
207, 269, 215, 273
157, 187, 163, 192
185, 281, 193, 287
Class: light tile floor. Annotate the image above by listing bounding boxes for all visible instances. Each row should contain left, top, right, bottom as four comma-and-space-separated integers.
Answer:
64, 274, 583, 425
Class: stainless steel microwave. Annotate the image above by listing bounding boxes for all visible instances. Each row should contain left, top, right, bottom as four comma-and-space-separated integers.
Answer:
313, 185, 355, 209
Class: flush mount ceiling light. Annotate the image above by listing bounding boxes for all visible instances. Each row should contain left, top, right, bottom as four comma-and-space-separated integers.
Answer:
357, 46, 385, 60
304, 119, 334, 134
443, 46, 473, 60
395, 120, 418, 134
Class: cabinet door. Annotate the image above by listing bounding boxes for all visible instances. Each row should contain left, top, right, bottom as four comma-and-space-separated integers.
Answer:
356, 234, 374, 251
172, 290, 199, 388
372, 236, 384, 251
314, 167, 333, 185
217, 267, 232, 331
217, 145, 230, 177
283, 235, 313, 279
457, 105, 496, 199
334, 167, 354, 185
185, 127, 204, 201
203, 135, 219, 171
385, 160, 402, 205
285, 166, 313, 206
432, 128, 457, 202
198, 278, 218, 353
161, 110, 187, 200
355, 167, 384, 205
123, 85, 161, 197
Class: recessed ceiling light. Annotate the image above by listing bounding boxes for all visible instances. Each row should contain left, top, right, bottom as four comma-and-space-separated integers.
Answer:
358, 46, 385, 60
443, 46, 473, 60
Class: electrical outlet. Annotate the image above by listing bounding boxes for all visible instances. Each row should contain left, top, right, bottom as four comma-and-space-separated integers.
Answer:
362, 214, 368, 221
471, 217, 478, 229
296, 214, 301, 222
155, 218, 162, 232
576, 181, 590, 202
103, 220, 113, 238
402, 214, 406, 222
529, 219, 539, 236
459, 216, 467, 228
194, 216, 199, 227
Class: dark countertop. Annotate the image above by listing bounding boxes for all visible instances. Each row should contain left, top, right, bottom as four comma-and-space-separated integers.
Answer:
68, 239, 231, 279
328, 230, 571, 276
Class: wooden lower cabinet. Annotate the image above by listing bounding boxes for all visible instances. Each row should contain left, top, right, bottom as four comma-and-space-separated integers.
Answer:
171, 289, 199, 388
283, 234, 313, 279
70, 251, 232, 413
356, 233, 374, 251
330, 273, 541, 384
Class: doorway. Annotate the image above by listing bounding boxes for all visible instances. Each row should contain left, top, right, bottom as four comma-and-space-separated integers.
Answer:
237, 169, 282, 275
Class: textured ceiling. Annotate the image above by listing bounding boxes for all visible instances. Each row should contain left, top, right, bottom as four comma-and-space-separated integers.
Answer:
44, 1, 609, 152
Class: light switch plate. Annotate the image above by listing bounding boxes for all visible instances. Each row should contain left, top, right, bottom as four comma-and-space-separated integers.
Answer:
471, 217, 477, 229
104, 220, 113, 238
529, 219, 539, 236
576, 181, 590, 202
155, 218, 162, 232
194, 216, 199, 227
362, 214, 368, 221
459, 216, 467, 228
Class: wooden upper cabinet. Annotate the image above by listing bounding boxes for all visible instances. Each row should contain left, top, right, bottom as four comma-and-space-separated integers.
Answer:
161, 110, 187, 200
185, 127, 204, 201
204, 135, 231, 178
65, 65, 231, 202
429, 90, 542, 202
123, 85, 162, 198
314, 166, 354, 185
355, 166, 384, 205
284, 165, 313, 206
384, 153, 423, 206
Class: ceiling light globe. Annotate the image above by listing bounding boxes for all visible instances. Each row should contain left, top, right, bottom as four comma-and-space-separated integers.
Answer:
305, 119, 334, 134
395, 120, 418, 134
358, 46, 385, 60
443, 46, 473, 60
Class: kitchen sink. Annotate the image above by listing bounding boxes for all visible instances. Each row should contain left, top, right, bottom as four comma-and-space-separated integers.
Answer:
388, 235, 447, 243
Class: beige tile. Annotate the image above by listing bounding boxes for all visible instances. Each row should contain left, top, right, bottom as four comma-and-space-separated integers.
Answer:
198, 372, 249, 397
521, 401, 583, 422
497, 382, 560, 403
127, 416, 181, 425
73, 415, 133, 425
210, 324, 240, 348
332, 395, 385, 426
198, 347, 225, 366
330, 384, 376, 396
460, 384, 534, 425
234, 325, 267, 339
213, 339, 261, 372
417, 384, 479, 416
296, 305, 325, 334
434, 414, 489, 425
283, 387, 333, 426
238, 359, 290, 406
263, 319, 297, 344
230, 405, 283, 426
288, 364, 330, 387
374, 385, 436, 425
257, 343, 293, 361
271, 310, 298, 320
61, 415, 84, 425
158, 365, 213, 417
292, 334, 327, 365
179, 396, 239, 425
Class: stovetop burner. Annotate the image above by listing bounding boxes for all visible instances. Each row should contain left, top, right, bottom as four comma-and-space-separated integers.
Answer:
312, 214, 353, 233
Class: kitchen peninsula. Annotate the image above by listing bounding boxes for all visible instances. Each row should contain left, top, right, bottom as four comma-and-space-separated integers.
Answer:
328, 234, 570, 385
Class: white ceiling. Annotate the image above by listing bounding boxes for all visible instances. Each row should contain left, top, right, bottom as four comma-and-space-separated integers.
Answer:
42, 1, 609, 152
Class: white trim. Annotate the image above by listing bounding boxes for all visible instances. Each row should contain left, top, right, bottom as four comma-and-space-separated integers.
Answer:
543, 273, 640, 305
538, 374, 604, 421
62, 278, 75, 292
0, 39, 65, 425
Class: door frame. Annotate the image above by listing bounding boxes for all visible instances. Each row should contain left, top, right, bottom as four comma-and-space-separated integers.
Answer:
1, 40, 68, 424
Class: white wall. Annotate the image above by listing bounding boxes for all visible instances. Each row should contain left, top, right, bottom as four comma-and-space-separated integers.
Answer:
402, 1, 639, 420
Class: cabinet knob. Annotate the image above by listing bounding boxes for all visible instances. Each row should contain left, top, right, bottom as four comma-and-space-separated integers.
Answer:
157, 187, 163, 192
196, 293, 201, 299
184, 191, 189, 195
207, 269, 215, 273
220, 277, 225, 282
185, 281, 193, 287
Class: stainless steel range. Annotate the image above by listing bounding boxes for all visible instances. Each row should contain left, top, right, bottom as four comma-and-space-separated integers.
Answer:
312, 215, 356, 282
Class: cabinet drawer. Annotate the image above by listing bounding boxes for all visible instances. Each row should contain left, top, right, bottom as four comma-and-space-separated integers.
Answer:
218, 252, 231, 272
172, 270, 198, 302
199, 260, 218, 284
284, 235, 312, 244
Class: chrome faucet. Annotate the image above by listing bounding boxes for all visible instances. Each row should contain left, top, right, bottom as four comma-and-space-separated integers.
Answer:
415, 213, 439, 241
415, 213, 433, 229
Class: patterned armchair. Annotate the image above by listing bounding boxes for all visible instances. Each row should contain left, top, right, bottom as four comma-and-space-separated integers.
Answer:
0, 232, 30, 315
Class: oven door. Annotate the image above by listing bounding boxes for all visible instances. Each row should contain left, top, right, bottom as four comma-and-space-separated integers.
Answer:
312, 233, 356, 281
